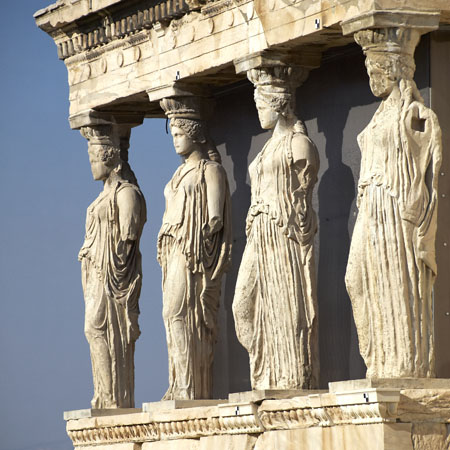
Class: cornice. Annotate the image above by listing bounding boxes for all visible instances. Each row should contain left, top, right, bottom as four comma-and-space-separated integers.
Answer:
42, 0, 191, 60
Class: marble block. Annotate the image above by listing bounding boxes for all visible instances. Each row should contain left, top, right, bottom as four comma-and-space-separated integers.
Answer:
199, 434, 257, 450
142, 400, 226, 412
63, 408, 141, 421
253, 424, 414, 450
229, 389, 325, 403
80, 445, 141, 450
329, 378, 450, 393
142, 440, 199, 450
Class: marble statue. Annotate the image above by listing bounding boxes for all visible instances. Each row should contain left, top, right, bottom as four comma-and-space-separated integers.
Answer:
345, 28, 442, 378
233, 66, 320, 390
79, 124, 147, 408
158, 97, 232, 400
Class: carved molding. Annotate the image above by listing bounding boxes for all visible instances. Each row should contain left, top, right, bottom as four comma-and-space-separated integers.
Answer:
258, 402, 398, 431
68, 423, 159, 446
56, 0, 191, 60
65, 397, 405, 447
201, 0, 248, 18
67, 412, 262, 446
65, 31, 151, 66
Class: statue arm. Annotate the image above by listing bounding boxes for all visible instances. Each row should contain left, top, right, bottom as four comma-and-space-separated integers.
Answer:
117, 187, 142, 242
291, 133, 320, 186
204, 164, 226, 237
290, 134, 319, 243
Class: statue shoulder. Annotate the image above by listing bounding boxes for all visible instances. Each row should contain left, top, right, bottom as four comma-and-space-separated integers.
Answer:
116, 183, 145, 212
291, 132, 319, 167
204, 160, 227, 180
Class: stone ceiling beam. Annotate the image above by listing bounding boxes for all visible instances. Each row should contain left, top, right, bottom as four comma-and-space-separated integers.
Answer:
341, 10, 441, 36
35, 1, 450, 121
69, 109, 145, 130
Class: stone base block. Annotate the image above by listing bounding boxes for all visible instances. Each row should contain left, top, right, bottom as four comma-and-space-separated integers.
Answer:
411, 423, 449, 450
199, 434, 257, 450
329, 378, 450, 393
143, 400, 225, 412
80, 444, 141, 450
142, 439, 199, 450
229, 389, 325, 403
64, 408, 141, 421
254, 424, 413, 450
65, 387, 450, 450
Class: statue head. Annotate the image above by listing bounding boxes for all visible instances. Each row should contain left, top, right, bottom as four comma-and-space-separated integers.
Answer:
248, 65, 308, 129
81, 125, 122, 181
160, 96, 221, 163
355, 28, 419, 98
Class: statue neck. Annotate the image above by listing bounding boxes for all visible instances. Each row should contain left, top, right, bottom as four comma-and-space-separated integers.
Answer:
103, 169, 123, 192
183, 148, 206, 165
273, 114, 296, 139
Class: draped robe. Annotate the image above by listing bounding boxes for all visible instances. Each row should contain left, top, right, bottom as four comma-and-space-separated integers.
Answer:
233, 131, 319, 390
79, 181, 146, 408
158, 159, 232, 399
345, 88, 442, 378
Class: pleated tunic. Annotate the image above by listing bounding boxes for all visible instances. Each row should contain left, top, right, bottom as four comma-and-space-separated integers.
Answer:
79, 181, 146, 408
345, 95, 441, 378
234, 131, 319, 390
158, 159, 232, 399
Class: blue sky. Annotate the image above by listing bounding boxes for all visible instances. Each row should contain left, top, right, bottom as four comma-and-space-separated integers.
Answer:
0, 3, 179, 449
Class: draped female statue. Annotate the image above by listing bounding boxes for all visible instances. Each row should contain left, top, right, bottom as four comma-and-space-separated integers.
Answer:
158, 97, 232, 400
79, 125, 146, 408
233, 66, 320, 390
346, 28, 442, 378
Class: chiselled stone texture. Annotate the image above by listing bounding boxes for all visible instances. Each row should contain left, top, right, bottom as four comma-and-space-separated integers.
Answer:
411, 423, 448, 450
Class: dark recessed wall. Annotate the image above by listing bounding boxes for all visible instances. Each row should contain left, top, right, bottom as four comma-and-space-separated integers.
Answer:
209, 37, 433, 396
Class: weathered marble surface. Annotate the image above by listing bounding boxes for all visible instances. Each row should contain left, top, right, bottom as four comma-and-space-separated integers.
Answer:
65, 386, 450, 449
199, 434, 257, 450
158, 95, 232, 400
233, 63, 320, 390
345, 26, 442, 379
79, 124, 146, 408
254, 424, 414, 450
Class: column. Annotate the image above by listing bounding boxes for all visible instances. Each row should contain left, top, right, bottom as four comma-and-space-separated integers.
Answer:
233, 50, 322, 390
72, 110, 146, 408
147, 86, 233, 400
342, 11, 442, 379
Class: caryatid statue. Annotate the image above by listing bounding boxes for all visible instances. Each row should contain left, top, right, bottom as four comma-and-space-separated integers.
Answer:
345, 27, 442, 378
79, 124, 147, 408
233, 65, 320, 390
158, 96, 232, 400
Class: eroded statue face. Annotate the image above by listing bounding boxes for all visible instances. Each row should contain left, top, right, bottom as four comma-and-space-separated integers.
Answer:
88, 144, 114, 181
171, 126, 195, 156
366, 56, 396, 99
256, 101, 279, 130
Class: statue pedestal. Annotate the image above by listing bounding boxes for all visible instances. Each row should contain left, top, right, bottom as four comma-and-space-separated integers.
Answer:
142, 400, 225, 412
64, 383, 450, 449
63, 408, 142, 421
228, 389, 326, 403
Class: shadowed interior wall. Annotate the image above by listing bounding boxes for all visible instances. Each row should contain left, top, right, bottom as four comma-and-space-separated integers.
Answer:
431, 30, 450, 379
209, 37, 434, 395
